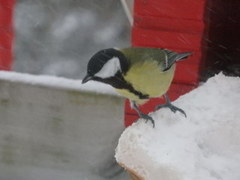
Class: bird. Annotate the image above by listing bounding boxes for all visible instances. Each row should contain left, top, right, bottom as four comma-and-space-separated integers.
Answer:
82, 47, 192, 127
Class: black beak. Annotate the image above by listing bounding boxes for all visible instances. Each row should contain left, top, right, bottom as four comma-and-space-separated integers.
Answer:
82, 74, 92, 84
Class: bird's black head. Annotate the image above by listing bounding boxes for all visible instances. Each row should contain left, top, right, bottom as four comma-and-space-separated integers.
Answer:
82, 48, 128, 84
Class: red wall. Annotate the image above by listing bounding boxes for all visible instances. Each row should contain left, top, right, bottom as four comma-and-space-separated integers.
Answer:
0, 0, 15, 70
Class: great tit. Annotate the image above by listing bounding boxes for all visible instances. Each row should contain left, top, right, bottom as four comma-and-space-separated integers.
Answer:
82, 47, 191, 127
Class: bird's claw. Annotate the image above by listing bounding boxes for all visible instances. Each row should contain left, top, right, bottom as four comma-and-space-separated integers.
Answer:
169, 105, 187, 117
155, 103, 187, 117
139, 113, 155, 128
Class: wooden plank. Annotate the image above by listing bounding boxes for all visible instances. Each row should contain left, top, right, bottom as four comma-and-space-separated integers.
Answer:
134, 15, 205, 34
134, 0, 207, 20
132, 27, 203, 51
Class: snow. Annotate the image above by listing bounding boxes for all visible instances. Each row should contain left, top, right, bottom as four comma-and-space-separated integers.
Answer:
0, 71, 118, 96
115, 73, 240, 180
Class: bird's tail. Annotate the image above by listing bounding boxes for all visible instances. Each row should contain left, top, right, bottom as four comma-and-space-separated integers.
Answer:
169, 52, 192, 63
163, 51, 192, 71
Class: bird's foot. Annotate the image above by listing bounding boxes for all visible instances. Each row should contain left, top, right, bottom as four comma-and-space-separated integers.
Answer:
132, 101, 155, 128
138, 113, 155, 128
155, 103, 187, 117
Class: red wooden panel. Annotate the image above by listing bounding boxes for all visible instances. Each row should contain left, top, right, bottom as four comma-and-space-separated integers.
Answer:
132, 27, 202, 51
134, 0, 207, 20
125, 114, 138, 127
0, 30, 13, 48
0, 0, 15, 7
0, 7, 13, 27
134, 15, 205, 34
0, 0, 15, 70
124, 83, 196, 126
173, 63, 200, 84
0, 49, 12, 70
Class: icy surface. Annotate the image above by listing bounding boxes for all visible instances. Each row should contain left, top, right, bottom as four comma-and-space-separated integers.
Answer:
0, 71, 117, 95
116, 73, 240, 180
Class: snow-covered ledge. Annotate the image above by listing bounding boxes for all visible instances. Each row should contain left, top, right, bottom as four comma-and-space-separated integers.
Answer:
115, 73, 240, 180
0, 70, 119, 95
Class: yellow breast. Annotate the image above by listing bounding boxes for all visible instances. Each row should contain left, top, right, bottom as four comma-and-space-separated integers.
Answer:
116, 61, 175, 105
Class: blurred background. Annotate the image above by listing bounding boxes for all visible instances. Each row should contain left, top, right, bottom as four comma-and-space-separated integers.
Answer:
13, 0, 131, 79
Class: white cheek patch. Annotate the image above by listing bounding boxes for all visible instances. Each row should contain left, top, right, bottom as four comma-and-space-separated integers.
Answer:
95, 57, 121, 78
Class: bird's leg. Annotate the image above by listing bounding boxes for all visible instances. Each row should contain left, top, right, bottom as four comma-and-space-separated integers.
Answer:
132, 101, 155, 128
155, 94, 187, 117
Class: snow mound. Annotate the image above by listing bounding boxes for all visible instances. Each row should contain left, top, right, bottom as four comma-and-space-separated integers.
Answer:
115, 73, 240, 180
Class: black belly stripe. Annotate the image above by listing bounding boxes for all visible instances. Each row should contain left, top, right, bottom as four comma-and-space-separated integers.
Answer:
96, 72, 149, 100
126, 85, 149, 99
108, 76, 149, 99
